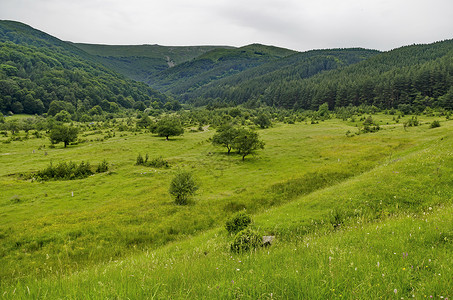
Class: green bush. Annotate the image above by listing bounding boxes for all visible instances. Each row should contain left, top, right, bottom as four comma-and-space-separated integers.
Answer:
430, 120, 441, 128
230, 228, 262, 253
135, 154, 169, 168
96, 159, 109, 173
225, 211, 252, 234
135, 153, 147, 165
404, 116, 419, 129
169, 171, 198, 205
148, 156, 169, 168
35, 161, 93, 181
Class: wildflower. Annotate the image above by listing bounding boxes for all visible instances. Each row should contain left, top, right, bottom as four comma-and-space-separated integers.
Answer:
394, 289, 398, 294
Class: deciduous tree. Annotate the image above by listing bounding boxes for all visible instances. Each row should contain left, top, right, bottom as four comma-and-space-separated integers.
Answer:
212, 124, 239, 154
154, 117, 184, 140
49, 125, 78, 148
233, 128, 265, 161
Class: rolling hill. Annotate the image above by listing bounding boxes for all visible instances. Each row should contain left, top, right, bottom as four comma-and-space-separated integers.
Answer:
179, 48, 381, 105
146, 43, 298, 95
0, 20, 169, 115
73, 43, 234, 82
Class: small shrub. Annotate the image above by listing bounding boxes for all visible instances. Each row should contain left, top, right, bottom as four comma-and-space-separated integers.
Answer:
230, 228, 262, 253
135, 154, 169, 168
96, 159, 109, 173
34, 161, 94, 181
404, 116, 419, 129
430, 120, 441, 128
136, 153, 147, 165
225, 211, 252, 234
360, 116, 380, 133
148, 156, 169, 168
169, 171, 198, 205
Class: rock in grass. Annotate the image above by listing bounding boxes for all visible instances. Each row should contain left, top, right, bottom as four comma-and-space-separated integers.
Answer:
262, 236, 275, 247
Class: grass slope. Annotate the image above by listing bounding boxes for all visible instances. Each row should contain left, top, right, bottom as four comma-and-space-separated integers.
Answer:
0, 115, 452, 298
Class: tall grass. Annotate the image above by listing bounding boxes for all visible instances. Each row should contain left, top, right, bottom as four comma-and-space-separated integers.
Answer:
0, 115, 451, 298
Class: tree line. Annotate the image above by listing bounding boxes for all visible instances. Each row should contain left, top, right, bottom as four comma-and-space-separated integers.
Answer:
0, 42, 169, 115
178, 41, 453, 111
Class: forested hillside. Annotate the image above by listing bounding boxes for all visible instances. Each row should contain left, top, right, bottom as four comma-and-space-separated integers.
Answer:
147, 44, 297, 96
0, 20, 169, 115
73, 43, 233, 82
188, 40, 453, 111
179, 48, 380, 106
1, 20, 452, 115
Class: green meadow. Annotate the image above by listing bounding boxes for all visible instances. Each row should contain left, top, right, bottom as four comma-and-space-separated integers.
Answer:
0, 113, 452, 299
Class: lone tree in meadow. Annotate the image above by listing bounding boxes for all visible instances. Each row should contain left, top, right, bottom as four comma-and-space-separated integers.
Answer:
233, 128, 265, 161
169, 171, 198, 205
154, 117, 184, 140
212, 124, 239, 155
49, 125, 78, 148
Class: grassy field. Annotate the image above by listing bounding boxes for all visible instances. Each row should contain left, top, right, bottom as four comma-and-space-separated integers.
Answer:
0, 113, 452, 298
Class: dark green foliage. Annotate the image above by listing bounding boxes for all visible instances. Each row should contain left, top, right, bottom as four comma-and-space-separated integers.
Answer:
148, 44, 296, 95
49, 125, 78, 147
233, 128, 265, 160
230, 228, 262, 253
34, 161, 93, 181
74, 43, 231, 82
254, 113, 272, 128
47, 101, 75, 116
212, 125, 265, 159
360, 116, 380, 133
136, 114, 152, 129
430, 120, 441, 128
148, 156, 169, 168
54, 110, 72, 122
212, 124, 239, 154
136, 153, 147, 166
404, 116, 419, 129
169, 171, 198, 205
225, 211, 252, 234
154, 117, 184, 140
177, 48, 379, 106
317, 103, 330, 119
0, 21, 169, 115
177, 40, 453, 112
136, 154, 169, 168
96, 159, 109, 173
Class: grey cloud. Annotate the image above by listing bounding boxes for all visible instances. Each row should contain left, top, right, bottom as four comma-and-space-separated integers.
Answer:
0, 0, 452, 50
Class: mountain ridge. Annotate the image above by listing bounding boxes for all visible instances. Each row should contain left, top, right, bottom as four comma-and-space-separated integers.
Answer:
0, 20, 170, 115
1, 20, 452, 114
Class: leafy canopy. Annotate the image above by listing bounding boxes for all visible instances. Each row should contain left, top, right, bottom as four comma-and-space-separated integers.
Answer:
49, 125, 78, 148
233, 128, 265, 160
169, 171, 198, 205
154, 117, 184, 140
212, 124, 239, 154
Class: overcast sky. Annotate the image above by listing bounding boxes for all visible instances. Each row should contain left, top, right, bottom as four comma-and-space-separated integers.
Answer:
1, 0, 452, 51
